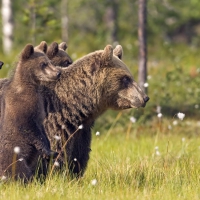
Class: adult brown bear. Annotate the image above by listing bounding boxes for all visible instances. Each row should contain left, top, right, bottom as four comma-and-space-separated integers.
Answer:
42, 44, 149, 177
0, 43, 61, 182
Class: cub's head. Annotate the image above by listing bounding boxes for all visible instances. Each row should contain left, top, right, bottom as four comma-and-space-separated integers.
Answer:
19, 42, 61, 83
98, 45, 149, 110
46, 42, 73, 67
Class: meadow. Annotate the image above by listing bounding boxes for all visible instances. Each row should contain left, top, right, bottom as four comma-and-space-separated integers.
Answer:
0, 42, 200, 199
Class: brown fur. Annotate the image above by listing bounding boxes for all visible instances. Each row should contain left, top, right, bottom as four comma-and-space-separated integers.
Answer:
0, 43, 61, 182
42, 45, 149, 177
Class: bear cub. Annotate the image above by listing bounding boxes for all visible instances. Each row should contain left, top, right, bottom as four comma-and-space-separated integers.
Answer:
0, 43, 61, 182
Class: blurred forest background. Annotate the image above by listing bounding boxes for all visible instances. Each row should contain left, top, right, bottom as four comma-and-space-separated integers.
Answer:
1, 0, 200, 122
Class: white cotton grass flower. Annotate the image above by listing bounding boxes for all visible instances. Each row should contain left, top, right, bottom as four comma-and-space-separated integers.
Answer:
1, 176, 7, 181
177, 112, 185, 120
91, 179, 97, 186
78, 124, 83, 129
155, 146, 160, 156
14, 146, 20, 154
96, 131, 100, 136
54, 161, 60, 167
173, 120, 178, 126
130, 116, 136, 123
168, 125, 172, 130
19, 158, 23, 162
182, 138, 185, 142
156, 106, 161, 114
74, 158, 77, 162
54, 135, 61, 141
144, 82, 149, 88
157, 113, 162, 118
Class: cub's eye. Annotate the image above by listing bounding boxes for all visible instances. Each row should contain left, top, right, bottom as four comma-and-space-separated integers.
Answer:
121, 76, 131, 87
63, 60, 69, 66
40, 62, 48, 69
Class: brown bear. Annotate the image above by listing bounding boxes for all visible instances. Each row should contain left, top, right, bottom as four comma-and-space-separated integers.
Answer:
0, 43, 61, 182
41, 44, 149, 177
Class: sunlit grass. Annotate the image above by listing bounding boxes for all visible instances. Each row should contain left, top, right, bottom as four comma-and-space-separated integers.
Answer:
1, 114, 200, 200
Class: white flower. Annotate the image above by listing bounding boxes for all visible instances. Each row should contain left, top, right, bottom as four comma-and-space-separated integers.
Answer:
54, 135, 61, 141
177, 112, 185, 120
157, 113, 162, 118
147, 75, 152, 80
91, 179, 97, 186
14, 146, 20, 154
96, 131, 100, 136
155, 146, 160, 156
1, 176, 7, 181
19, 158, 23, 162
130, 116, 136, 123
168, 125, 172, 130
156, 106, 161, 114
54, 161, 60, 167
78, 125, 83, 129
194, 104, 199, 109
144, 82, 149, 88
173, 120, 178, 126
74, 158, 77, 162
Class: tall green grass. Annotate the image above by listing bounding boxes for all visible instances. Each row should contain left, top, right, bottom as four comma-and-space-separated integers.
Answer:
1, 116, 200, 200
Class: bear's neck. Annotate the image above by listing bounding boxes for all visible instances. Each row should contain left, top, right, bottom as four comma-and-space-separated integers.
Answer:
53, 64, 107, 126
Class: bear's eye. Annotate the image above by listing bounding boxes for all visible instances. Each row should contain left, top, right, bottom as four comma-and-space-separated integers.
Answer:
40, 62, 48, 69
121, 76, 131, 87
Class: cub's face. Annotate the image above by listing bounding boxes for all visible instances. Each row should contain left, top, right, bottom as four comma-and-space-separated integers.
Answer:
33, 51, 61, 82
20, 44, 61, 83
51, 50, 73, 67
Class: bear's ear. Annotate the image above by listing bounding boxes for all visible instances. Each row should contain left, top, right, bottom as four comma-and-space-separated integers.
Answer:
47, 42, 59, 59
113, 45, 123, 60
21, 44, 34, 60
59, 42, 68, 51
35, 41, 47, 53
101, 45, 113, 65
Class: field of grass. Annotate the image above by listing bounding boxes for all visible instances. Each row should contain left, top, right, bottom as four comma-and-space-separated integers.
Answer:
1, 114, 200, 200
0, 43, 200, 199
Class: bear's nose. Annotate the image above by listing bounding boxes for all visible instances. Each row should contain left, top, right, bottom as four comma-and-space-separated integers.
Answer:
144, 96, 150, 103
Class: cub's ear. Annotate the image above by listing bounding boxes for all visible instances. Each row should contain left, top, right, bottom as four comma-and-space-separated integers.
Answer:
0, 61, 4, 69
21, 44, 34, 60
113, 45, 123, 60
35, 41, 47, 53
47, 42, 59, 59
101, 45, 113, 65
59, 42, 67, 51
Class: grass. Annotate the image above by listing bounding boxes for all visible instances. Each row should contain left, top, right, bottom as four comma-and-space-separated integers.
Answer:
1, 115, 200, 200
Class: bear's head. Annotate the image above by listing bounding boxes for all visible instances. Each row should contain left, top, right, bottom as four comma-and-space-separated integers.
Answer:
19, 43, 61, 83
95, 45, 149, 110
46, 42, 73, 67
